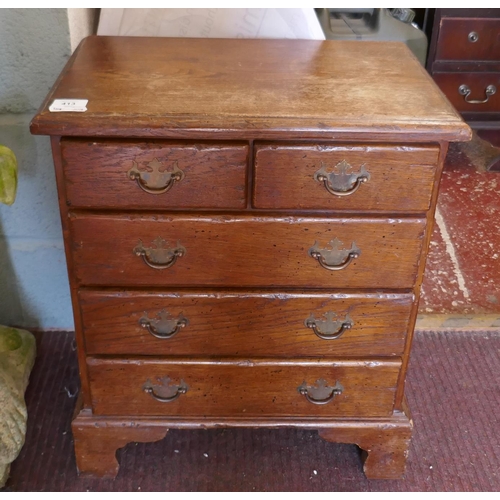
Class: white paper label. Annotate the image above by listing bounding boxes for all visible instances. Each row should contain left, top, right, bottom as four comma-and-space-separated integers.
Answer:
49, 99, 88, 112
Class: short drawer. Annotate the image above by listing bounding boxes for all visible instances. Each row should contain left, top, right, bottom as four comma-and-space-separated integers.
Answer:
433, 73, 500, 114
253, 143, 439, 211
87, 358, 401, 418
60, 139, 248, 209
69, 214, 426, 289
80, 290, 413, 357
436, 18, 500, 62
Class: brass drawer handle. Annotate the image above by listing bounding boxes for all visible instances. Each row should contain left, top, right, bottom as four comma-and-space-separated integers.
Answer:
314, 160, 370, 197
128, 159, 185, 195
139, 309, 188, 339
134, 237, 186, 270
143, 377, 188, 403
458, 84, 496, 104
298, 379, 343, 405
308, 238, 360, 271
305, 312, 353, 340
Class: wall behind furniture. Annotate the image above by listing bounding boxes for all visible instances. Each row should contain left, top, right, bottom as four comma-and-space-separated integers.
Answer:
0, 8, 96, 330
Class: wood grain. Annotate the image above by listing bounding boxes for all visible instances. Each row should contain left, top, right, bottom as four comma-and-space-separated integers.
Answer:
253, 143, 439, 211
30, 37, 470, 142
61, 139, 248, 209
87, 357, 401, 418
69, 214, 426, 289
80, 290, 413, 357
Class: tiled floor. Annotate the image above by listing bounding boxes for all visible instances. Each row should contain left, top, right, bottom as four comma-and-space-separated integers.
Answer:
418, 136, 500, 328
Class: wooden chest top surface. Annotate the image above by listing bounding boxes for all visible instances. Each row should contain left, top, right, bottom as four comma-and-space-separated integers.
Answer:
30, 36, 470, 142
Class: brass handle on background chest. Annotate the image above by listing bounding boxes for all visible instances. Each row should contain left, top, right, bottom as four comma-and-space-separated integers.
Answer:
143, 377, 188, 403
308, 238, 360, 271
314, 160, 370, 196
458, 84, 496, 104
134, 237, 186, 270
305, 312, 353, 340
128, 159, 185, 194
139, 309, 188, 339
298, 379, 343, 405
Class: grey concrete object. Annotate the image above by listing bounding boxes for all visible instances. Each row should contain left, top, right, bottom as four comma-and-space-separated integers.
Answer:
316, 8, 428, 67
0, 326, 36, 487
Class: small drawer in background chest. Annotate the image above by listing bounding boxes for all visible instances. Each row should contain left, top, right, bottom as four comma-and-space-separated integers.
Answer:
435, 18, 500, 62
433, 72, 500, 113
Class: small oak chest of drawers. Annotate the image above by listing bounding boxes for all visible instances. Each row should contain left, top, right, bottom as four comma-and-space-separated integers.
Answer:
31, 36, 470, 479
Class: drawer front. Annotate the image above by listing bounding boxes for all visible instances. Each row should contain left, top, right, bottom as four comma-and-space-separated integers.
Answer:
60, 139, 248, 209
70, 214, 426, 289
436, 18, 500, 62
87, 358, 401, 418
80, 290, 413, 357
433, 73, 500, 113
253, 143, 439, 211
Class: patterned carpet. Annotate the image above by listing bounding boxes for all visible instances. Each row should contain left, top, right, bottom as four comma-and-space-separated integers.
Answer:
4, 330, 500, 492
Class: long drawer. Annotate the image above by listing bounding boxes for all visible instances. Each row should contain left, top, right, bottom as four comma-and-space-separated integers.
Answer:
87, 358, 401, 418
253, 143, 439, 211
69, 214, 426, 289
60, 139, 249, 209
80, 290, 413, 357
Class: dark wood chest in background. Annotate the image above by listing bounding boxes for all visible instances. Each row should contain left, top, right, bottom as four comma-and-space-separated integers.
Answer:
427, 8, 500, 155
31, 36, 470, 480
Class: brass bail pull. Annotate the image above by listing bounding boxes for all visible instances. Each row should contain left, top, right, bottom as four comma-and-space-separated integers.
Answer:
128, 159, 185, 194
139, 309, 189, 339
143, 377, 188, 403
308, 238, 360, 271
133, 237, 186, 270
458, 84, 496, 104
305, 312, 353, 340
298, 379, 343, 405
314, 160, 370, 197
